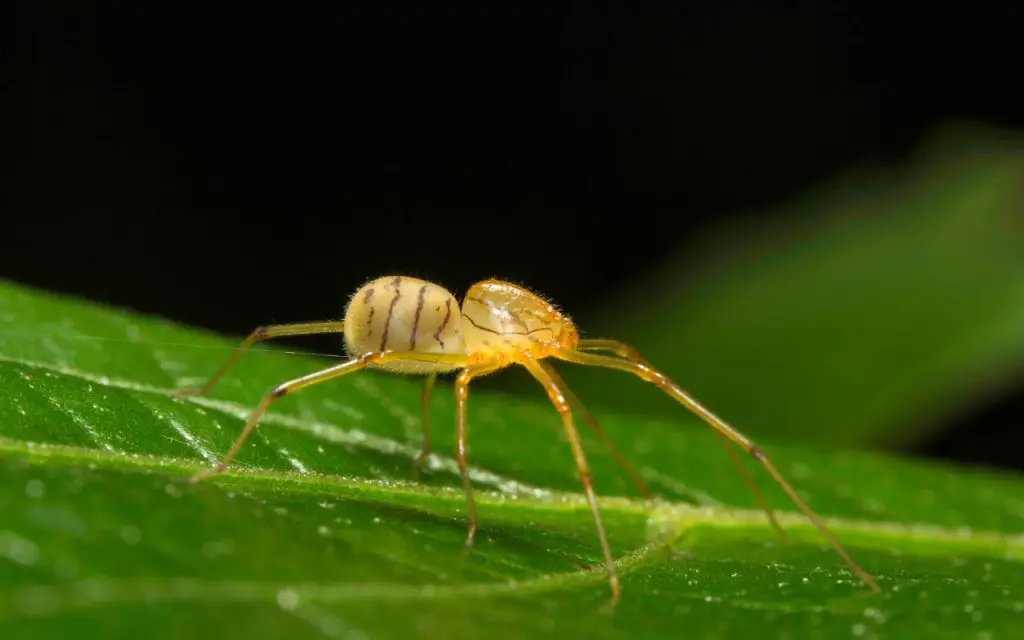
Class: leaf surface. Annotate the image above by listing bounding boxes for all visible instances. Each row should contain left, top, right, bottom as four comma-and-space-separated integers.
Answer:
0, 281, 1022, 639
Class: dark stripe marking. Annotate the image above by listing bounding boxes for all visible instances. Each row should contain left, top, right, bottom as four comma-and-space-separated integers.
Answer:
462, 313, 555, 337
364, 287, 377, 336
409, 284, 428, 350
379, 276, 402, 351
433, 298, 452, 348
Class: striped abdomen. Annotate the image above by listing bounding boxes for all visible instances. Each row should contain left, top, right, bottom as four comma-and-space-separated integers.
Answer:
343, 275, 467, 372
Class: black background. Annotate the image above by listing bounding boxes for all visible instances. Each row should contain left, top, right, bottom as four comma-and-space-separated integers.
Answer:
6, 3, 1023, 472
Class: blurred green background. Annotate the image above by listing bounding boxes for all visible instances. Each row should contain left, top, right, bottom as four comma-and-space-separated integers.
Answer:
499, 122, 1024, 463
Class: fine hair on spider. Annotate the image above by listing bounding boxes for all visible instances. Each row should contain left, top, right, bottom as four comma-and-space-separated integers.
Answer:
174, 275, 880, 604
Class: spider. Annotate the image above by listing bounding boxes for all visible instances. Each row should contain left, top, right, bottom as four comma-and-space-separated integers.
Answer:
175, 275, 880, 603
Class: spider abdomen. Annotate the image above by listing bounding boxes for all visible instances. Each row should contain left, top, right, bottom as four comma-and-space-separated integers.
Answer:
343, 275, 467, 372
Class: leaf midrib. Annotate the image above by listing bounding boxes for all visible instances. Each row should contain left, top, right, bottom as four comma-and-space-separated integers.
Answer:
3, 352, 1023, 567
4, 437, 1022, 561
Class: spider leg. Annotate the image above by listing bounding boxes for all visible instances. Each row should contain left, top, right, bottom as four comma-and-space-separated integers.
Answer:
188, 351, 473, 483
174, 321, 348, 398
577, 339, 786, 539
556, 346, 879, 593
522, 356, 621, 605
414, 372, 438, 473
453, 359, 507, 549
539, 361, 651, 499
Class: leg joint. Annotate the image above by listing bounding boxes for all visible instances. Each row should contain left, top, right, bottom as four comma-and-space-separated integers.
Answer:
270, 384, 289, 399
357, 351, 381, 366
649, 370, 669, 388
619, 344, 643, 361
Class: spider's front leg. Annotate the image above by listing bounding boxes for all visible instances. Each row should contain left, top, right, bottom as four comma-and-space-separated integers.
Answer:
555, 345, 880, 593
522, 356, 621, 604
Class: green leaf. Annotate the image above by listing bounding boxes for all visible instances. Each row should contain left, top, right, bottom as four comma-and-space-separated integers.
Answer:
570, 122, 1024, 450
1, 280, 1023, 639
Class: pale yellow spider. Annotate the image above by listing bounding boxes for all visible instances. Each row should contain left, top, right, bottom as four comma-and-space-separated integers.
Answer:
175, 275, 879, 603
